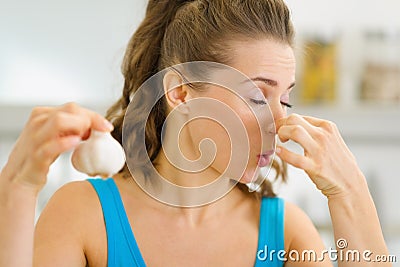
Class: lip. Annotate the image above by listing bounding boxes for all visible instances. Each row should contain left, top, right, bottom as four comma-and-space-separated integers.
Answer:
257, 150, 275, 168
257, 149, 275, 158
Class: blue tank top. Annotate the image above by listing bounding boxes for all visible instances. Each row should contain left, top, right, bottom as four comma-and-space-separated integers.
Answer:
88, 178, 284, 267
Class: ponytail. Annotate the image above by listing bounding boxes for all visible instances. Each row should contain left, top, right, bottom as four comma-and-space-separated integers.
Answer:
106, 0, 193, 145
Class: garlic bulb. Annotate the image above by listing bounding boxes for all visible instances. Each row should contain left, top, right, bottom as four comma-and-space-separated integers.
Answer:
71, 130, 125, 178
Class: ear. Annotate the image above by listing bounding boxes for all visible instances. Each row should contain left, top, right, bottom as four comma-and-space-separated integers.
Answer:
163, 70, 191, 113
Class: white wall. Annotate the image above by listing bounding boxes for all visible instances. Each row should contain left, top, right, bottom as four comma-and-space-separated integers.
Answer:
0, 0, 147, 105
286, 0, 400, 30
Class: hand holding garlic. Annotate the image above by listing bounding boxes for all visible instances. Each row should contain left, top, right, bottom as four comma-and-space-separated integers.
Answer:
71, 130, 126, 178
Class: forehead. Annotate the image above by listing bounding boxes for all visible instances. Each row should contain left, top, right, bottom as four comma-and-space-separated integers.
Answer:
227, 39, 296, 81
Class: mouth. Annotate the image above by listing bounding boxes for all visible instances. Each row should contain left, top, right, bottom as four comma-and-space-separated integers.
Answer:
256, 150, 275, 168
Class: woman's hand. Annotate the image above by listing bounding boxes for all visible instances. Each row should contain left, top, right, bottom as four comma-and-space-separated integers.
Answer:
276, 113, 391, 266
0, 102, 113, 193
275, 113, 367, 199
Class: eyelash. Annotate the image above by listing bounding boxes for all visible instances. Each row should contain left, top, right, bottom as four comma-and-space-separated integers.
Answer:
250, 99, 293, 108
281, 101, 293, 108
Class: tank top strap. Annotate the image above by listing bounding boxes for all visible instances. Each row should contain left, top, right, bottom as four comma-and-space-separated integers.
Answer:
87, 178, 146, 267
255, 197, 285, 267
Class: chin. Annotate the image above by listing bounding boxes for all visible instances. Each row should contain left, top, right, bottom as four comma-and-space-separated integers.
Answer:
237, 167, 260, 184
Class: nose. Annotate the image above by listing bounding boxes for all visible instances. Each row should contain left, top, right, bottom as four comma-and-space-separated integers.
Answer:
268, 101, 286, 134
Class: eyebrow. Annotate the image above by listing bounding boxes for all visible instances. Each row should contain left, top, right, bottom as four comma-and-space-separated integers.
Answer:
250, 77, 296, 90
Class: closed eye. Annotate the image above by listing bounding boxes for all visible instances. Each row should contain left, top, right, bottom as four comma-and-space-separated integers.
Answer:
250, 99, 267, 105
250, 99, 293, 108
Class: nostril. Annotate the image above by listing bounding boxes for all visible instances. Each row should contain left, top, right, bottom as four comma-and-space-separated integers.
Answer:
266, 122, 275, 134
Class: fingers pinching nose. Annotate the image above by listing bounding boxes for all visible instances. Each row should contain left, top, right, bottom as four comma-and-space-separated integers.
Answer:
276, 114, 301, 131
275, 117, 287, 131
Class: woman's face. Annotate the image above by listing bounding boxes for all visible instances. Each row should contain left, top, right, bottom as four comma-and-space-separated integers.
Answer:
178, 39, 296, 184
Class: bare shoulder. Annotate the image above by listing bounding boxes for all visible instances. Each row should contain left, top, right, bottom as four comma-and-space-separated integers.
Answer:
34, 180, 106, 267
284, 201, 317, 247
283, 201, 333, 266
37, 180, 100, 222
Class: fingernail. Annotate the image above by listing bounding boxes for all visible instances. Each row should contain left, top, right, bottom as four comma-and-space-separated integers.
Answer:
276, 147, 281, 154
70, 136, 82, 146
104, 119, 114, 131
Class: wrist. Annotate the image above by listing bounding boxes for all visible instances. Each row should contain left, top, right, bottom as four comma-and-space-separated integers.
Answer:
0, 176, 40, 205
327, 177, 376, 220
1, 163, 45, 197
325, 170, 369, 201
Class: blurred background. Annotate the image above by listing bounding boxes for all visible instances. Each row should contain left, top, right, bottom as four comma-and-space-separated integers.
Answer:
0, 0, 399, 265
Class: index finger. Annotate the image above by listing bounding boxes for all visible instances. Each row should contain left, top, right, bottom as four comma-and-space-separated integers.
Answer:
58, 102, 114, 133
276, 113, 316, 134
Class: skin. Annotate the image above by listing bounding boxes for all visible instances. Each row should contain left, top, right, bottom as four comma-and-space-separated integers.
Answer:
0, 39, 390, 267
159, 67, 276, 187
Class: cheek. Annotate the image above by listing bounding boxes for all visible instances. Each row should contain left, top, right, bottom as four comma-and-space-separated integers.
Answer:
242, 110, 277, 161
184, 90, 272, 175
237, 104, 272, 151
186, 118, 231, 161
240, 113, 261, 148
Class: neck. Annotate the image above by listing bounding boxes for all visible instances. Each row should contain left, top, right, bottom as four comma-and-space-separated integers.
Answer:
155, 112, 222, 187
145, 149, 234, 208
154, 149, 219, 187
125, 170, 255, 227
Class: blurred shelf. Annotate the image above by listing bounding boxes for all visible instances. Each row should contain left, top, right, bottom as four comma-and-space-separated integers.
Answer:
0, 103, 110, 136
292, 104, 400, 143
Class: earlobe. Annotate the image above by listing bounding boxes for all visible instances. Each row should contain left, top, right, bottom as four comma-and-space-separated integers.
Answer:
176, 101, 190, 115
163, 70, 188, 109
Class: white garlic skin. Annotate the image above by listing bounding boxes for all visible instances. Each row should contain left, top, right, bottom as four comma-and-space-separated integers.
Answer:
71, 130, 125, 178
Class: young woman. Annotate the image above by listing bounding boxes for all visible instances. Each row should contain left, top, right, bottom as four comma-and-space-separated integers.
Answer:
0, 0, 390, 266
